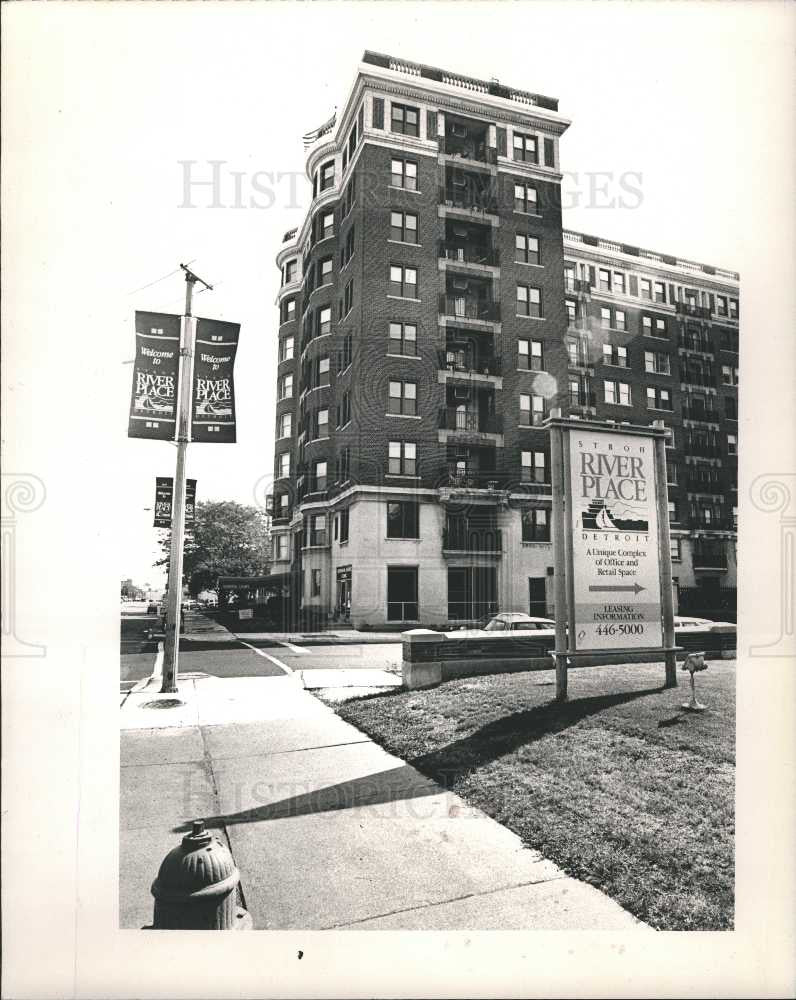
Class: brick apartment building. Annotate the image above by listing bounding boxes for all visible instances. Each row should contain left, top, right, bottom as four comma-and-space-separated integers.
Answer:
268, 51, 739, 629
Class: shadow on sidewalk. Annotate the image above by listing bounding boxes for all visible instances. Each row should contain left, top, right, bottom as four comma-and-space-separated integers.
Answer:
173, 685, 661, 834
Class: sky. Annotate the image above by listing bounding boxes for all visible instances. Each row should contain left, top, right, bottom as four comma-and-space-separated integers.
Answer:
3, 0, 794, 592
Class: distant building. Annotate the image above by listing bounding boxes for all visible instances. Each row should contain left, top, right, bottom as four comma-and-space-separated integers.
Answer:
268, 51, 738, 628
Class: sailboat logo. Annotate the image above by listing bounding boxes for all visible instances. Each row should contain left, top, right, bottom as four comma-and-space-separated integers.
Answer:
582, 499, 648, 532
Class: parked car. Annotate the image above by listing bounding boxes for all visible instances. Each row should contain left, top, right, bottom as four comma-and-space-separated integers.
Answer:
450, 612, 556, 637
147, 602, 158, 615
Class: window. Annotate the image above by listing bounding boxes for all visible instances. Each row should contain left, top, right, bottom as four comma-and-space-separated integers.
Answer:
565, 299, 577, 324
515, 234, 540, 266
387, 566, 418, 622
448, 566, 496, 622
598, 268, 611, 292
320, 210, 334, 239
314, 408, 329, 438
279, 336, 294, 362
518, 339, 543, 371
640, 278, 652, 299
517, 285, 542, 318
521, 450, 547, 483
615, 310, 626, 331
336, 391, 351, 427
342, 279, 354, 317
387, 501, 419, 539
277, 412, 292, 438
389, 264, 418, 298
644, 351, 671, 375
520, 393, 545, 426
715, 295, 727, 316
666, 461, 678, 485
513, 132, 538, 163
281, 297, 296, 323
514, 183, 538, 214
388, 441, 416, 476
391, 102, 419, 136
646, 386, 672, 410
316, 356, 330, 387
668, 500, 679, 524
721, 365, 739, 386
278, 373, 293, 400
727, 434, 737, 456
342, 175, 356, 217
603, 344, 628, 368
725, 397, 737, 421
283, 259, 297, 285
317, 305, 332, 337
390, 211, 418, 244
341, 226, 355, 268
308, 568, 321, 597
319, 160, 335, 192
600, 307, 611, 328
318, 257, 333, 284
338, 333, 353, 372
389, 321, 417, 356
604, 380, 631, 405
339, 508, 350, 543
654, 281, 666, 303
274, 534, 289, 561
729, 298, 738, 319
564, 263, 576, 291
670, 538, 681, 561
313, 461, 327, 493
391, 157, 418, 190
277, 452, 290, 478
388, 380, 417, 416
336, 446, 351, 483
614, 272, 626, 295
643, 315, 667, 338
310, 513, 327, 545
522, 508, 549, 542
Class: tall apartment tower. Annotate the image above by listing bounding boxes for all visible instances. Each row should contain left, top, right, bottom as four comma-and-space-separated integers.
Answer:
270, 51, 739, 629
561, 233, 739, 620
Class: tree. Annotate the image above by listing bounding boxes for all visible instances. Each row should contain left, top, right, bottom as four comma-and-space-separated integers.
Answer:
156, 500, 271, 597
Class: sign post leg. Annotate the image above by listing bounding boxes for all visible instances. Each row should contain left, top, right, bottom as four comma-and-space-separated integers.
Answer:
653, 423, 677, 688
550, 419, 568, 702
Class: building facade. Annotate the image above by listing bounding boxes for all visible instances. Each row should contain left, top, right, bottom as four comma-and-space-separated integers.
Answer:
269, 51, 739, 629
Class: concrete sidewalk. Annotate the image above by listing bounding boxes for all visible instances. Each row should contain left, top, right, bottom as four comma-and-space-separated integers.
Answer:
120, 674, 648, 931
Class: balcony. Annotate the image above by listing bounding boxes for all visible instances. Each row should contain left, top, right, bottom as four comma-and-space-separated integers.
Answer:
441, 466, 505, 491
686, 439, 722, 459
439, 407, 503, 434
681, 371, 717, 389
678, 333, 714, 353
439, 293, 500, 323
569, 390, 597, 409
692, 543, 728, 571
689, 515, 734, 531
686, 474, 725, 494
438, 242, 498, 268
438, 349, 501, 377
681, 404, 720, 423
564, 278, 591, 295
439, 186, 498, 216
443, 524, 503, 554
439, 135, 497, 166
676, 302, 712, 320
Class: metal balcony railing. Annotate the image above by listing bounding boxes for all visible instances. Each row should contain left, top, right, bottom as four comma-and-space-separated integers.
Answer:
686, 439, 723, 458
438, 349, 502, 376
439, 407, 503, 434
689, 515, 734, 531
681, 405, 720, 423
439, 186, 498, 215
676, 302, 712, 320
678, 333, 714, 353
686, 475, 724, 494
440, 136, 497, 164
439, 294, 500, 322
692, 544, 728, 570
442, 467, 505, 490
681, 371, 717, 388
569, 390, 597, 408
438, 242, 498, 267
443, 525, 503, 552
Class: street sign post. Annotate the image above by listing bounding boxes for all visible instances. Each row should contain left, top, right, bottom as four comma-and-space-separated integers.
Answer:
547, 412, 677, 701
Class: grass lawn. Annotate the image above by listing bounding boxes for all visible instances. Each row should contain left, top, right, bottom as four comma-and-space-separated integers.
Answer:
336, 660, 735, 930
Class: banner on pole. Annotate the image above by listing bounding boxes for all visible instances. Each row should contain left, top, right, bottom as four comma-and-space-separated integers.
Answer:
153, 477, 196, 528
568, 429, 663, 649
191, 318, 240, 443
128, 312, 181, 440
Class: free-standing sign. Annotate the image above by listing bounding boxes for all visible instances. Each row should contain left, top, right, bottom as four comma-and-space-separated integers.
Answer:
128, 312, 181, 440
191, 318, 240, 443
569, 430, 663, 649
153, 477, 196, 528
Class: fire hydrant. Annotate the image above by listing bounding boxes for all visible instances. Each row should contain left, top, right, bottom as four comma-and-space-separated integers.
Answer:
681, 651, 708, 711
150, 820, 252, 929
